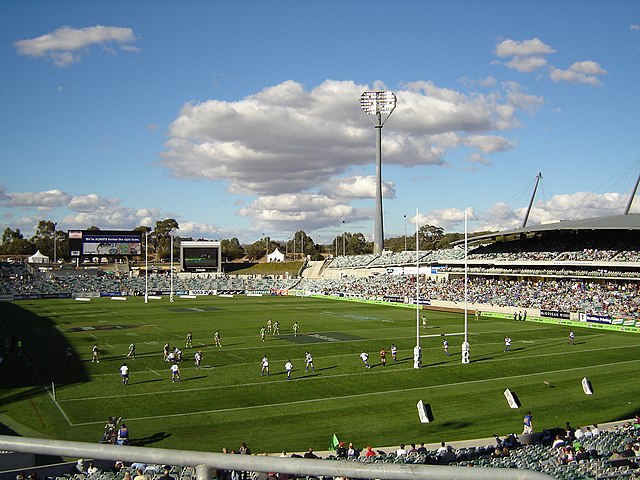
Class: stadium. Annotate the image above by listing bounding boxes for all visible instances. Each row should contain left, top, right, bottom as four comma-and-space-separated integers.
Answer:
1, 212, 639, 480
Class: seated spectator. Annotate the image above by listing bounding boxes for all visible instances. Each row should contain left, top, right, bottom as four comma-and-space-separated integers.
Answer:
86, 463, 99, 476
396, 444, 407, 457
364, 446, 376, 458
75, 459, 87, 476
621, 442, 636, 458
583, 426, 593, 438
436, 441, 447, 455
347, 443, 359, 458
552, 434, 566, 448
133, 468, 148, 480
158, 466, 175, 480
408, 443, 418, 454
592, 424, 600, 436
303, 448, 320, 459
335, 442, 347, 459
417, 443, 428, 455
575, 446, 590, 462
574, 426, 584, 439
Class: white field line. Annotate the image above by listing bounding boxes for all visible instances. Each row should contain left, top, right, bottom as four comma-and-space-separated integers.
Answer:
58, 342, 640, 401
68, 357, 640, 427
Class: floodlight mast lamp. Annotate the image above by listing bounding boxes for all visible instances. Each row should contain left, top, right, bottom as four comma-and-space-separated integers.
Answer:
360, 91, 397, 255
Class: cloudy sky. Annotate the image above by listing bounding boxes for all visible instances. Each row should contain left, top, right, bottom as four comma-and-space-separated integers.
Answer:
1, 1, 639, 245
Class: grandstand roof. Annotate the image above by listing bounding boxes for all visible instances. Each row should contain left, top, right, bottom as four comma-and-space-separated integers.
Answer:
465, 213, 640, 245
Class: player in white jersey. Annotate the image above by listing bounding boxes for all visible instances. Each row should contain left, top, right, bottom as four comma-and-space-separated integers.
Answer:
360, 351, 370, 368
305, 351, 315, 372
92, 344, 100, 363
120, 363, 129, 385
504, 336, 512, 352
261, 355, 269, 376
391, 344, 398, 362
442, 339, 449, 356
194, 350, 203, 369
170, 363, 181, 383
285, 359, 293, 380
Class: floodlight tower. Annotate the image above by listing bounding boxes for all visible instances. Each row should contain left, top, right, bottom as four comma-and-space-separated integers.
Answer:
360, 91, 397, 255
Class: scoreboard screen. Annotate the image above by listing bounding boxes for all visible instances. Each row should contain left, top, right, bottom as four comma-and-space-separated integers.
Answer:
180, 240, 221, 272
183, 247, 218, 269
68, 230, 143, 257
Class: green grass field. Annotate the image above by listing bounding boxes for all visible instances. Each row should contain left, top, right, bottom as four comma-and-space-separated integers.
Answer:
1, 295, 639, 454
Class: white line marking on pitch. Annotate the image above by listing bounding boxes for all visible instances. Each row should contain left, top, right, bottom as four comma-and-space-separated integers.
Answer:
69, 358, 640, 426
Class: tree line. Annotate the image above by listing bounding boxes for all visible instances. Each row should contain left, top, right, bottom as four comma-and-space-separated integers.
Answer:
1, 219, 463, 262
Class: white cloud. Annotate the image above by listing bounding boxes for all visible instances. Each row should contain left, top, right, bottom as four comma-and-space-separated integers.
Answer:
321, 176, 396, 199
237, 192, 370, 231
416, 207, 477, 230
495, 38, 556, 57
14, 25, 138, 67
162, 79, 530, 201
630, 24, 640, 31
549, 61, 607, 86
3, 189, 71, 208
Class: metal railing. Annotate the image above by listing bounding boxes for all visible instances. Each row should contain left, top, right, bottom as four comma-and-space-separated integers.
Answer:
0, 435, 555, 480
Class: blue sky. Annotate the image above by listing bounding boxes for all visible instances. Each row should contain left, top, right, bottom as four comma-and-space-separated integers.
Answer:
1, 1, 639, 245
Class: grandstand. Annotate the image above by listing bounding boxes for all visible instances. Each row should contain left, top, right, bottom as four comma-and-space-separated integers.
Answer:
1, 212, 640, 479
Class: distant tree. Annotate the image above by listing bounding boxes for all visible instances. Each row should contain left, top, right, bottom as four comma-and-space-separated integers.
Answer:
31, 220, 56, 258
221, 237, 245, 261
153, 219, 180, 260
86, 226, 101, 231
1, 227, 34, 255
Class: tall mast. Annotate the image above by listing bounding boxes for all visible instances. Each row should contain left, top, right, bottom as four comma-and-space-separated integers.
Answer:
522, 172, 542, 229
624, 169, 640, 215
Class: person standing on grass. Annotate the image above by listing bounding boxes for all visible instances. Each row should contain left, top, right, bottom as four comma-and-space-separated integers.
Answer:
379, 347, 387, 366
127, 342, 136, 359
92, 344, 100, 363
261, 354, 269, 376
568, 329, 575, 344
266, 319, 272, 333
120, 363, 129, 385
305, 351, 315, 372
284, 359, 293, 380
260, 326, 266, 342
292, 322, 299, 336
523, 411, 533, 434
186, 331, 193, 348
194, 350, 203, 369
442, 338, 449, 356
360, 351, 370, 368
214, 330, 222, 347
163, 342, 171, 359
391, 343, 398, 362
273, 321, 280, 335
504, 336, 512, 352
170, 363, 180, 383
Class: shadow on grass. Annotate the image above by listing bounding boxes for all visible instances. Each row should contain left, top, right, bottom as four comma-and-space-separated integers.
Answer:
183, 375, 207, 382
130, 431, 172, 446
133, 378, 163, 385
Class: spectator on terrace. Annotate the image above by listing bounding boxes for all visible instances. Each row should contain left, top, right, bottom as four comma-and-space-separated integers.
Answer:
133, 469, 148, 480
575, 446, 590, 462
304, 448, 320, 459
335, 442, 347, 459
621, 442, 636, 458
75, 459, 87, 476
86, 463, 99, 476
347, 442, 359, 458
552, 434, 566, 448
417, 443, 428, 455
592, 424, 600, 436
396, 444, 407, 457
364, 446, 376, 458
158, 466, 175, 480
436, 441, 447, 455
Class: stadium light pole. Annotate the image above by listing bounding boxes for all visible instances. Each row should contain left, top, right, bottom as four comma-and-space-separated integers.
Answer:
360, 91, 397, 255
342, 220, 346, 256
53, 222, 57, 264
403, 215, 407, 251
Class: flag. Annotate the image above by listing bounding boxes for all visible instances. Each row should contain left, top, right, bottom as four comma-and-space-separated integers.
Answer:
329, 433, 339, 451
